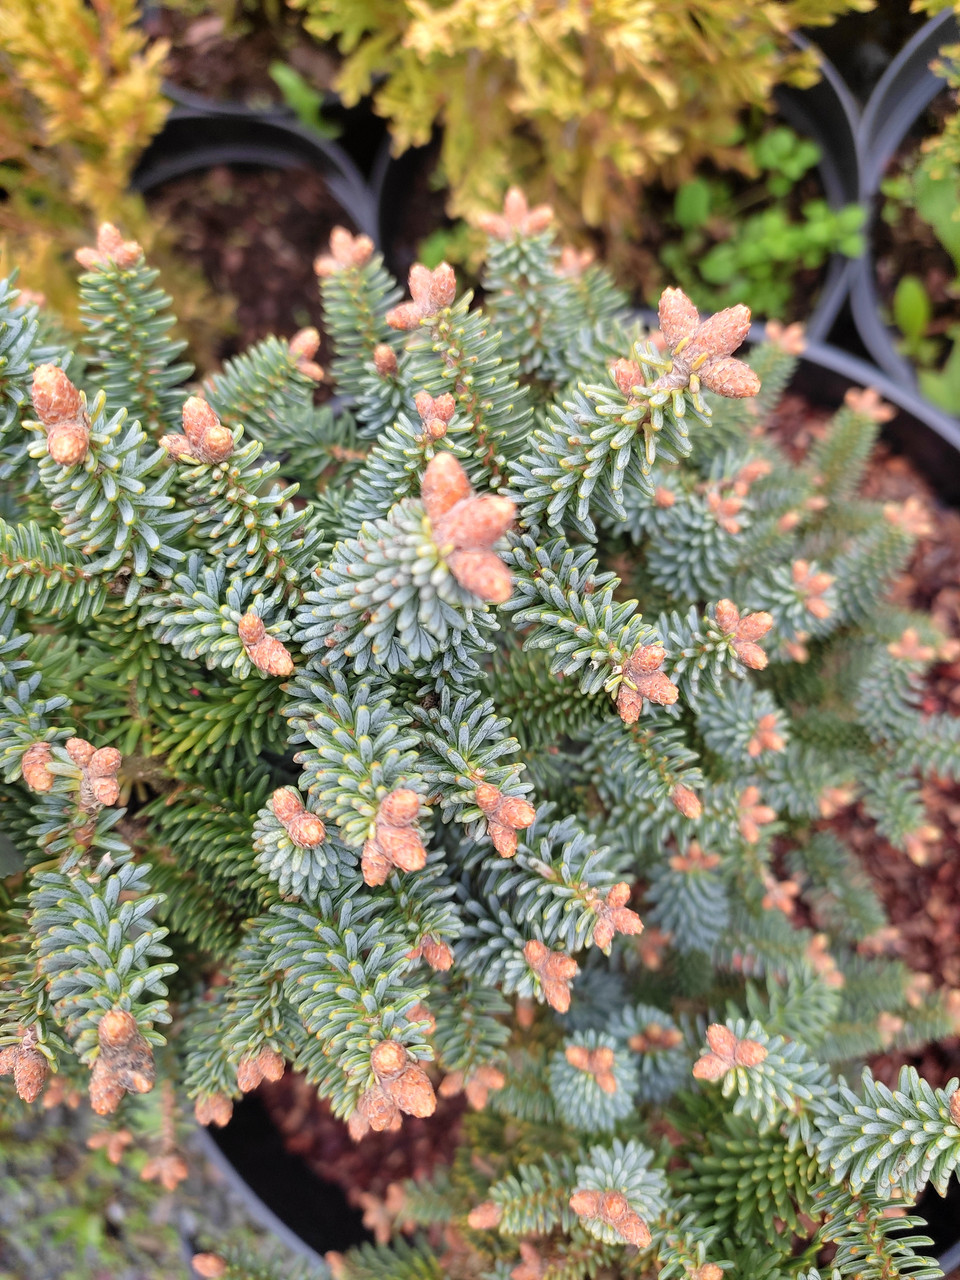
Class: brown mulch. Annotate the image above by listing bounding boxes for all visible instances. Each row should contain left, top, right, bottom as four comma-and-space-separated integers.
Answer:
146, 163, 353, 363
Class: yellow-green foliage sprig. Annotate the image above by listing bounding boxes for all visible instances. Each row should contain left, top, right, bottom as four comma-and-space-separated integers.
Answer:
292, 0, 871, 247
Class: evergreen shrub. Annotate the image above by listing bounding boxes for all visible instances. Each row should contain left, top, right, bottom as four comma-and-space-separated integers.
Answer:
1, 192, 960, 1279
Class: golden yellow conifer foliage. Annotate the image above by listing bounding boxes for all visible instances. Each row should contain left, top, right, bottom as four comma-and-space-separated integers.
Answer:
293, 0, 870, 243
0, 0, 228, 354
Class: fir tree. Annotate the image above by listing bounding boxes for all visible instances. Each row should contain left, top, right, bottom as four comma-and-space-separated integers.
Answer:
0, 202, 958, 1280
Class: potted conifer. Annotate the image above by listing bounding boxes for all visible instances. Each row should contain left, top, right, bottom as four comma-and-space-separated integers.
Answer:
2, 190, 960, 1278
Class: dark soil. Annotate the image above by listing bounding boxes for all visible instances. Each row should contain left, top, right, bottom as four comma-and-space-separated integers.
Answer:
145, 7, 339, 109
145, 163, 354, 362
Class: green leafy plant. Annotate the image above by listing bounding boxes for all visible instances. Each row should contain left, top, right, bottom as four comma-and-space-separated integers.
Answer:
0, 194, 959, 1280
287, 0, 868, 252
268, 60, 342, 139
882, 152, 960, 410
659, 125, 865, 320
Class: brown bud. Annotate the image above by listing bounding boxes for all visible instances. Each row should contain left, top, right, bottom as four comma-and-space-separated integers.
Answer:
10, 1041, 48, 1103
658, 288, 702, 349
700, 357, 761, 399
735, 641, 768, 671
476, 187, 553, 238
314, 227, 374, 276
272, 787, 303, 824
414, 390, 456, 426
192, 1255, 228, 1279
611, 358, 642, 397
182, 396, 220, 445
371, 1039, 408, 1079
421, 936, 454, 971
90, 746, 121, 777
141, 1152, 189, 1192
238, 612, 294, 677
290, 327, 320, 361
654, 486, 676, 508
691, 1266, 724, 1280
565, 1045, 617, 1092
426, 262, 456, 310
376, 823, 428, 872
468, 1200, 503, 1230
31, 364, 82, 425
592, 882, 643, 950
442, 494, 516, 550
46, 420, 91, 467
714, 599, 741, 634
734, 1039, 768, 1068
65, 737, 95, 766
90, 1010, 155, 1115
237, 1056, 264, 1093
475, 782, 535, 856
75, 223, 142, 270
361, 841, 392, 886
360, 1081, 403, 1132
90, 776, 120, 807
671, 784, 702, 820
378, 788, 421, 825
421, 451, 473, 521
257, 1048, 285, 1082
447, 549, 513, 604
195, 1093, 233, 1128
98, 1009, 138, 1049
617, 644, 679, 723
693, 1023, 767, 1081
387, 262, 456, 328
388, 1061, 437, 1117
167, 398, 234, 465
373, 344, 398, 376
22, 742, 55, 792
949, 1091, 960, 1128
272, 788, 325, 847
498, 795, 536, 829
736, 611, 774, 643
347, 1109, 371, 1141
524, 939, 578, 1013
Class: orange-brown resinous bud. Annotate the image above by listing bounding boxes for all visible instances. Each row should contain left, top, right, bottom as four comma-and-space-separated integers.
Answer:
421, 453, 515, 603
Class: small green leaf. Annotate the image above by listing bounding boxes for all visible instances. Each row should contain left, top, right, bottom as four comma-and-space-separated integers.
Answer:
892, 275, 932, 345
674, 178, 712, 231
268, 62, 341, 140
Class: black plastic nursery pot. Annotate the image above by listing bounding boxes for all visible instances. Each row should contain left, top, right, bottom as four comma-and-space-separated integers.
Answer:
193, 1095, 368, 1268
848, 10, 960, 430
130, 105, 380, 361
132, 106, 378, 242
773, 36, 863, 344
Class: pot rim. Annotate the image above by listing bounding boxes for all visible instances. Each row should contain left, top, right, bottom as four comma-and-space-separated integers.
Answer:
847, 9, 960, 420
132, 105, 379, 242
858, 8, 960, 197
